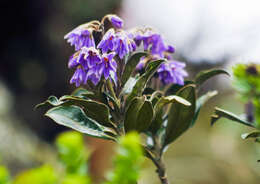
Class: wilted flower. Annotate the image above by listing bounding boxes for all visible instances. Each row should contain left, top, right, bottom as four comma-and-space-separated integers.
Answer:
64, 26, 95, 51
70, 67, 87, 87
157, 61, 188, 85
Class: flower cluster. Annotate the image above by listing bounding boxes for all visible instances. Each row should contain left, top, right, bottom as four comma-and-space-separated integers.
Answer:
130, 28, 187, 85
64, 15, 188, 87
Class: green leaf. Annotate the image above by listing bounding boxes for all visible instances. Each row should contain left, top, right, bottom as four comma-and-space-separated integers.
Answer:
59, 96, 115, 128
35, 96, 63, 109
124, 97, 145, 132
136, 100, 154, 132
165, 81, 194, 96
148, 95, 191, 134
45, 105, 116, 140
195, 69, 229, 86
241, 131, 260, 139
126, 59, 165, 107
211, 107, 255, 128
121, 52, 148, 86
164, 84, 196, 146
120, 77, 137, 95
190, 90, 218, 127
154, 95, 191, 113
71, 88, 94, 98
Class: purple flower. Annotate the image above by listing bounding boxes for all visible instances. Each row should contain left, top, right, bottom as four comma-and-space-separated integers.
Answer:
149, 34, 167, 58
68, 52, 79, 68
157, 60, 188, 85
70, 67, 87, 87
136, 56, 148, 71
110, 15, 124, 29
97, 29, 116, 53
114, 31, 136, 59
167, 45, 175, 53
77, 47, 101, 69
64, 26, 95, 51
98, 52, 117, 81
86, 67, 101, 85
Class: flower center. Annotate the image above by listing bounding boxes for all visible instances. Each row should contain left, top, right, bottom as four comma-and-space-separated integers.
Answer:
104, 57, 109, 62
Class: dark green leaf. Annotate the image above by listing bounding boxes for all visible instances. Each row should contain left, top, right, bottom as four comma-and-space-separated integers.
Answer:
241, 131, 260, 139
165, 81, 194, 96
124, 97, 145, 132
211, 107, 255, 128
45, 105, 116, 140
136, 100, 154, 132
190, 90, 218, 127
154, 95, 191, 113
121, 52, 148, 86
126, 59, 165, 107
59, 96, 115, 128
35, 96, 63, 109
164, 84, 196, 146
148, 95, 191, 134
195, 69, 229, 86
71, 88, 94, 98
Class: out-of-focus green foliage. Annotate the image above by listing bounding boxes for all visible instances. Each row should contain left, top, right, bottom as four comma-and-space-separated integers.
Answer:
56, 131, 89, 175
11, 131, 91, 184
233, 64, 260, 101
105, 132, 143, 184
212, 64, 260, 151
61, 175, 90, 184
0, 165, 10, 184
233, 64, 260, 127
13, 165, 57, 184
2, 131, 143, 184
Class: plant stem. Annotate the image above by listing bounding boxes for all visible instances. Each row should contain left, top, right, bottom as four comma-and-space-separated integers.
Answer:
145, 136, 170, 184
156, 158, 169, 184
145, 151, 169, 184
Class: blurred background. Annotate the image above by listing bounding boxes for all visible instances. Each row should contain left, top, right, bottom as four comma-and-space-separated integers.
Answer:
1, 0, 260, 183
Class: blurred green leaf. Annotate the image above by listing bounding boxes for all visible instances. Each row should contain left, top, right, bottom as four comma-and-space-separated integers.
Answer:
45, 105, 116, 140
121, 52, 147, 86
13, 165, 57, 184
126, 60, 165, 107
59, 96, 115, 128
190, 90, 218, 127
0, 166, 10, 184
105, 132, 143, 184
241, 131, 260, 139
195, 69, 229, 86
61, 175, 90, 184
211, 107, 255, 128
164, 84, 196, 146
56, 131, 88, 175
